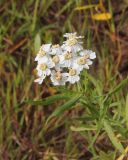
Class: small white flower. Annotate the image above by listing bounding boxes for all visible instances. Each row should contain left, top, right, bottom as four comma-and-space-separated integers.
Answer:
59, 51, 75, 68
71, 50, 96, 70
62, 43, 83, 53
80, 50, 96, 59
50, 70, 68, 86
52, 55, 62, 70
36, 60, 54, 77
66, 68, 80, 84
72, 56, 93, 71
50, 44, 63, 55
62, 32, 84, 53
35, 44, 51, 64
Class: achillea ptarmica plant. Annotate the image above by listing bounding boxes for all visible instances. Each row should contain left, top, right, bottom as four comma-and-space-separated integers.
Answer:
34, 32, 96, 85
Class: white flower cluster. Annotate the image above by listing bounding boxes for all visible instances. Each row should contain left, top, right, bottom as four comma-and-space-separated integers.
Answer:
34, 32, 96, 86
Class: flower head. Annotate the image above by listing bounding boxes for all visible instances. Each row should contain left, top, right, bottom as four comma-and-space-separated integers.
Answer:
34, 32, 96, 86
36, 60, 54, 77
59, 51, 75, 68
35, 44, 51, 63
52, 55, 61, 70
66, 68, 80, 84
62, 32, 84, 53
50, 44, 62, 55
80, 50, 96, 59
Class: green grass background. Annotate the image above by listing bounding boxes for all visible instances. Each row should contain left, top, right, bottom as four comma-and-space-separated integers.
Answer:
0, 0, 128, 159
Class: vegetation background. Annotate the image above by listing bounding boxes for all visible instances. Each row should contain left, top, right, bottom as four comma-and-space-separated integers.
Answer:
0, 0, 128, 159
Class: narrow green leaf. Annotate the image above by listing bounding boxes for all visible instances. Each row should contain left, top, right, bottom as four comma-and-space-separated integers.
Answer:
70, 125, 97, 131
103, 120, 124, 153
108, 77, 128, 96
34, 33, 41, 54
75, 4, 97, 11
125, 94, 128, 128
31, 0, 40, 31
26, 93, 72, 106
56, 0, 73, 17
46, 94, 82, 123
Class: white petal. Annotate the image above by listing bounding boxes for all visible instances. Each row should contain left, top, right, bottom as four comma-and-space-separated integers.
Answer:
43, 44, 51, 52
62, 73, 68, 77
47, 61, 55, 68
46, 69, 51, 76
55, 64, 61, 71
38, 56, 48, 64
83, 64, 89, 69
34, 77, 44, 84
90, 52, 96, 59
79, 50, 87, 56
59, 55, 65, 63
72, 44, 83, 53
74, 75, 80, 82
64, 60, 71, 67
37, 70, 42, 77
87, 59, 92, 65
78, 65, 84, 71
35, 55, 39, 61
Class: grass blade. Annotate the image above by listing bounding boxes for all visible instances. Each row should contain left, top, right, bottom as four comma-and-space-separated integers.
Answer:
108, 77, 128, 96
125, 94, 128, 129
47, 94, 82, 122
103, 120, 124, 153
26, 93, 72, 106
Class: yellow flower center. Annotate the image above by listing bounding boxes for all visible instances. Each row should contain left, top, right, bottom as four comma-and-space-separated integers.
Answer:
64, 52, 72, 60
39, 50, 46, 56
69, 69, 76, 76
52, 44, 60, 48
55, 72, 62, 80
52, 55, 59, 64
67, 38, 78, 46
83, 54, 89, 59
68, 35, 76, 39
77, 57, 86, 65
77, 55, 89, 65
40, 63, 47, 70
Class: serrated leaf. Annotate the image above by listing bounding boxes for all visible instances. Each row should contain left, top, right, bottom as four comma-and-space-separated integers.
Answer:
92, 12, 112, 21
103, 120, 124, 153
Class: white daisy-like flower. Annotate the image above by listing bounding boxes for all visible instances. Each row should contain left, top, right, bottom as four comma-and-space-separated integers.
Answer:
52, 55, 62, 70
36, 60, 55, 77
71, 55, 93, 71
62, 32, 84, 53
80, 50, 96, 59
50, 70, 68, 86
71, 49, 96, 70
59, 51, 75, 68
35, 44, 51, 63
66, 68, 80, 84
50, 44, 63, 55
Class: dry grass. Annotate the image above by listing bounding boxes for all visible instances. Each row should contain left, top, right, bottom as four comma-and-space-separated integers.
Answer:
0, 0, 128, 159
